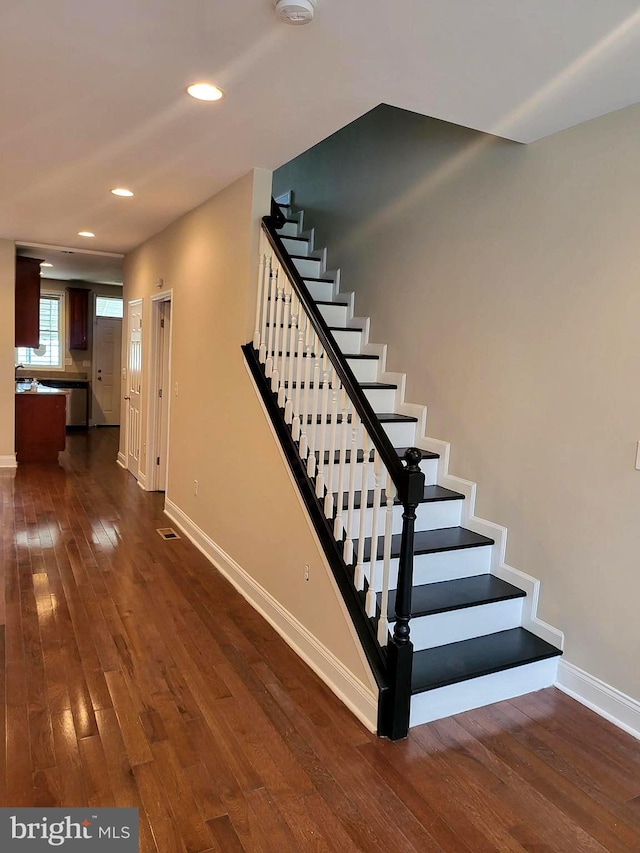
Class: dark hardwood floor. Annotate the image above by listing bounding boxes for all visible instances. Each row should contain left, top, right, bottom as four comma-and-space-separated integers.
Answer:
2, 428, 640, 851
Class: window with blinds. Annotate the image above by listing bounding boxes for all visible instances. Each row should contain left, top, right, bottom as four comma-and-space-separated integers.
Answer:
16, 293, 63, 368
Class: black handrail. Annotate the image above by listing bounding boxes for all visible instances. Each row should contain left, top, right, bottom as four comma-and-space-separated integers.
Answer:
262, 212, 414, 504
259, 201, 425, 739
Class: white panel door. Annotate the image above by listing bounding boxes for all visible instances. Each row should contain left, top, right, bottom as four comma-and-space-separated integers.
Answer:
126, 301, 143, 478
93, 316, 122, 425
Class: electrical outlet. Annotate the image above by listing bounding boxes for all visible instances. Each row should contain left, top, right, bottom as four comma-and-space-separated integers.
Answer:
193, 479, 198, 496
304, 564, 310, 582
174, 381, 179, 397
636, 442, 640, 470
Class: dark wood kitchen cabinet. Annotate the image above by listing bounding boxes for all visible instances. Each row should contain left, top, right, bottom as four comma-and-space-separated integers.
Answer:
15, 256, 42, 348
67, 287, 89, 349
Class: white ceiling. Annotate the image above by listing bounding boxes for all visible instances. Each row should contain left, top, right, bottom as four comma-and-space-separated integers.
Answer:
3, 0, 640, 268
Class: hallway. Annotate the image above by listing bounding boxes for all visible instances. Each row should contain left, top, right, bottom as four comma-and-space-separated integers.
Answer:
2, 430, 640, 851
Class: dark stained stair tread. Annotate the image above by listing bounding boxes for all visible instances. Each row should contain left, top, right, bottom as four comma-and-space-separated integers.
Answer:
411, 628, 562, 693
380, 574, 525, 618
317, 446, 440, 465
284, 380, 397, 390
338, 484, 463, 510
305, 412, 417, 425
362, 526, 494, 561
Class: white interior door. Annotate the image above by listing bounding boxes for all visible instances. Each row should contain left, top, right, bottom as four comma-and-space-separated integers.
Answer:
155, 300, 171, 490
93, 316, 122, 425
126, 300, 143, 478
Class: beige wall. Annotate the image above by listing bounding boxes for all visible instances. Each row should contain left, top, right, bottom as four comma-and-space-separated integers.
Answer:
274, 103, 640, 702
122, 169, 376, 706
0, 239, 16, 462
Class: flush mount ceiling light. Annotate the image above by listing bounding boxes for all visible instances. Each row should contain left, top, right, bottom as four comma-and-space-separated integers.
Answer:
40, 262, 53, 267
274, 0, 316, 25
111, 187, 134, 197
78, 231, 95, 238
187, 82, 224, 102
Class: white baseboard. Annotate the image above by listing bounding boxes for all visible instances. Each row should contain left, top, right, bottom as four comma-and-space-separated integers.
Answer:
164, 498, 378, 732
116, 451, 126, 468
0, 454, 17, 468
555, 660, 640, 741
137, 472, 147, 490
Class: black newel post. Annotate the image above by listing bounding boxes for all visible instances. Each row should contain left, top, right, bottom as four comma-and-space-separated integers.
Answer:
383, 447, 424, 740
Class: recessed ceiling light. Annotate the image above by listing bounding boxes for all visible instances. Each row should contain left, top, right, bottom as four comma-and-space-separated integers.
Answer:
40, 262, 53, 267
111, 187, 134, 197
187, 82, 224, 102
78, 231, 95, 238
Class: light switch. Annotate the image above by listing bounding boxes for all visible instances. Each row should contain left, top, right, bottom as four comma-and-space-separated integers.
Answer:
636, 442, 640, 470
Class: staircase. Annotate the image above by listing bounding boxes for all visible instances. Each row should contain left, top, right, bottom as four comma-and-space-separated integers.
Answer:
243, 193, 562, 739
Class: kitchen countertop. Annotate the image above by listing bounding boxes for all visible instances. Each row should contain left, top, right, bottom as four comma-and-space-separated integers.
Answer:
15, 384, 70, 395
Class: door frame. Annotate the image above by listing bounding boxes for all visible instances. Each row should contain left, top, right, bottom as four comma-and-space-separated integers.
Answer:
145, 290, 173, 492
124, 298, 143, 481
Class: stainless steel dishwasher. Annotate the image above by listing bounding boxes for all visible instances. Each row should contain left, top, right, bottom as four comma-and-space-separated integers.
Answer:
37, 379, 89, 427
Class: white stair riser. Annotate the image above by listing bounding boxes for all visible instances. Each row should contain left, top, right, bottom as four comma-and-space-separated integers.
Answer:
409, 657, 559, 727
294, 385, 395, 414
305, 279, 334, 301
381, 419, 416, 446
276, 222, 298, 237
317, 303, 350, 326
360, 386, 396, 411
281, 237, 309, 256
407, 598, 524, 652
346, 358, 379, 382
278, 355, 379, 382
319, 456, 439, 491
292, 257, 323, 278
343, 496, 462, 538
366, 548, 492, 591
329, 328, 362, 353
307, 419, 414, 448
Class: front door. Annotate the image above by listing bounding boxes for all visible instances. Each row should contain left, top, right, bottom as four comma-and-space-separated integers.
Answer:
93, 316, 122, 425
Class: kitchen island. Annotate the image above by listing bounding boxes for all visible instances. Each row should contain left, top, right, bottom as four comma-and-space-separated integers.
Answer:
15, 385, 69, 463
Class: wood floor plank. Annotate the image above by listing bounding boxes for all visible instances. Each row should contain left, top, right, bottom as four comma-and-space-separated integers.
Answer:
2, 428, 640, 853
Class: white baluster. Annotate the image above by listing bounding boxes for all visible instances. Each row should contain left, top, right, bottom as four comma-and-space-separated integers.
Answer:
333, 386, 349, 540
324, 370, 339, 518
378, 472, 397, 647
343, 411, 360, 565
264, 262, 278, 377
306, 337, 322, 477
366, 450, 383, 617
270, 280, 284, 394
298, 323, 313, 461
315, 355, 331, 500
291, 314, 306, 443
253, 248, 267, 351
278, 286, 291, 409
354, 431, 370, 591
285, 293, 299, 426
259, 250, 271, 365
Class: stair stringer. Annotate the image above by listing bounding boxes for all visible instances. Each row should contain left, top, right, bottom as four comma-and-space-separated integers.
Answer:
325, 294, 564, 653
413, 434, 564, 650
